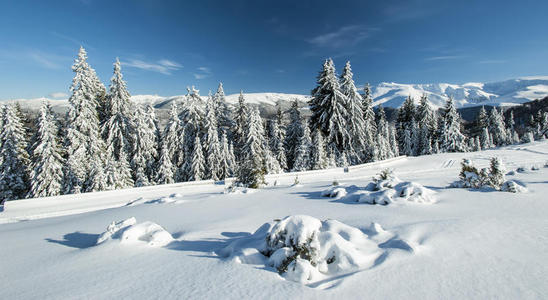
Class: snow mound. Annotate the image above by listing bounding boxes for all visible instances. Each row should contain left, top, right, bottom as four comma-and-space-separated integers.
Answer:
224, 186, 256, 194
218, 215, 414, 285
322, 174, 436, 205
501, 180, 528, 193
96, 217, 173, 247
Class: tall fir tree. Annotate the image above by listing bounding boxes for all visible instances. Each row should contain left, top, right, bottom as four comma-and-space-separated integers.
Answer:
203, 96, 223, 180
340, 61, 366, 164
292, 123, 312, 172
233, 90, 249, 160
219, 132, 233, 179
63, 47, 106, 194
156, 143, 175, 184
362, 83, 377, 162
284, 99, 304, 170
179, 87, 205, 181
310, 128, 328, 170
309, 58, 350, 159
213, 82, 234, 138
396, 96, 416, 152
375, 105, 390, 160
489, 107, 507, 146
238, 108, 267, 188
28, 101, 64, 198
131, 104, 157, 186
438, 97, 467, 152
163, 102, 182, 168
189, 135, 205, 181
0, 105, 30, 200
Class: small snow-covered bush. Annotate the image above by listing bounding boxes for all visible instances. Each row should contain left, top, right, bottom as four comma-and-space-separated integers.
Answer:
321, 187, 347, 198
488, 157, 506, 190
451, 159, 487, 188
96, 217, 173, 247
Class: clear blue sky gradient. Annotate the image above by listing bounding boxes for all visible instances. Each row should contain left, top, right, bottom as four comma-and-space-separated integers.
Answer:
1, 0, 547, 99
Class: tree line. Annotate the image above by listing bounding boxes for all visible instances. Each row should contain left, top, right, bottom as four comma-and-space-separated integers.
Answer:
1, 49, 546, 201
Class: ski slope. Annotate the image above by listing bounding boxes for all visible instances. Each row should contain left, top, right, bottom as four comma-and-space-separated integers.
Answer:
1, 142, 547, 299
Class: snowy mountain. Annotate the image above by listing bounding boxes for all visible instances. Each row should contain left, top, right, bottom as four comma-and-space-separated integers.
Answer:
3, 77, 548, 112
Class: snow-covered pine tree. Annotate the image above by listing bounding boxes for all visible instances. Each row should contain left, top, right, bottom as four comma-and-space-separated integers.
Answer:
163, 102, 182, 168
402, 127, 414, 156
63, 47, 106, 194
102, 58, 135, 163
396, 96, 416, 152
284, 99, 303, 170
203, 96, 223, 180
179, 87, 205, 181
268, 119, 288, 171
362, 83, 377, 162
189, 135, 205, 181
389, 125, 400, 157
309, 59, 350, 160
131, 104, 157, 186
310, 128, 328, 170
488, 157, 505, 190
156, 143, 175, 184
292, 123, 312, 172
27, 101, 64, 198
415, 94, 436, 154
144, 103, 159, 182
488, 107, 507, 146
219, 132, 232, 179
0, 105, 30, 200
375, 105, 390, 160
438, 97, 467, 153
340, 61, 366, 164
237, 107, 267, 188
227, 141, 237, 177
481, 127, 492, 150
473, 136, 481, 151
213, 82, 234, 137
233, 90, 249, 160
116, 150, 134, 189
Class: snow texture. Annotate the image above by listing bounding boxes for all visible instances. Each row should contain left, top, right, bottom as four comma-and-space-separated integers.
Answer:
96, 217, 173, 247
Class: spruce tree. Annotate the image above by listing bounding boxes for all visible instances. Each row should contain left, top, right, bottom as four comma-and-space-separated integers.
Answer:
63, 47, 106, 194
0, 105, 30, 200
233, 90, 249, 160
396, 96, 416, 151
292, 124, 312, 172
362, 83, 377, 162
131, 104, 157, 186
489, 107, 507, 146
284, 99, 303, 170
203, 96, 222, 180
340, 61, 366, 164
213, 82, 234, 137
309, 59, 349, 158
179, 88, 205, 181
163, 102, 182, 168
268, 118, 288, 171
238, 108, 266, 188
439, 97, 467, 152
310, 128, 328, 170
219, 132, 232, 179
375, 105, 390, 160
190, 135, 205, 181
144, 103, 159, 182
156, 143, 175, 184
28, 101, 64, 198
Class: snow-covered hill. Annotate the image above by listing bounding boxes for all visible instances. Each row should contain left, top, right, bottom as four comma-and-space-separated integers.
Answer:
1, 141, 547, 298
2, 77, 548, 112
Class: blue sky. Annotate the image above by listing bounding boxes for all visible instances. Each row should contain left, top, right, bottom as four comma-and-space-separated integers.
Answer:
1, 0, 547, 99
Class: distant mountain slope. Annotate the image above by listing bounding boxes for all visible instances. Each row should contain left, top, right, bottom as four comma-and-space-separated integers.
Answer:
2, 77, 548, 113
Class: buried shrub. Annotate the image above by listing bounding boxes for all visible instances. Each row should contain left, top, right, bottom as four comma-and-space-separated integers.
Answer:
452, 157, 525, 192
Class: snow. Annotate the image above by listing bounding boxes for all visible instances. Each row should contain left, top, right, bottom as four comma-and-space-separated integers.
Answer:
96, 217, 173, 247
1, 142, 548, 298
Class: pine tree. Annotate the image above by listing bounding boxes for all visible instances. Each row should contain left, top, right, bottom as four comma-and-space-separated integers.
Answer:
163, 102, 182, 168
488, 157, 505, 190
213, 82, 234, 137
233, 90, 249, 159
227, 142, 237, 177
309, 59, 349, 159
131, 104, 157, 186
389, 125, 399, 157
0, 105, 30, 200
179, 88, 205, 181
481, 127, 492, 150
103, 58, 135, 162
375, 105, 390, 160
310, 128, 328, 170
268, 119, 288, 171
189, 136, 205, 181
116, 150, 134, 189
489, 107, 507, 146
292, 124, 312, 172
219, 132, 232, 179
63, 47, 106, 194
396, 96, 416, 151
415, 94, 436, 154
156, 143, 175, 184
238, 108, 266, 188
340, 61, 366, 164
362, 83, 377, 162
203, 96, 222, 180
144, 103, 159, 182
439, 97, 467, 152
284, 99, 303, 170
27, 101, 64, 198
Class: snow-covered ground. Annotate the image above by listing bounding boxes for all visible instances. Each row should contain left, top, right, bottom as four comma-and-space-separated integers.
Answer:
1, 142, 547, 299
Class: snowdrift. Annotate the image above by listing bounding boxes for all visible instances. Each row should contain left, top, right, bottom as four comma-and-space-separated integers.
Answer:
322, 173, 436, 205
96, 217, 173, 247
218, 215, 414, 284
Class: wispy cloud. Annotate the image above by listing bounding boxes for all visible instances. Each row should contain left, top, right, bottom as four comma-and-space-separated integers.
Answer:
193, 66, 211, 79
122, 58, 182, 75
48, 92, 68, 98
424, 55, 465, 61
50, 31, 93, 49
307, 25, 379, 49
0, 49, 70, 69
479, 59, 506, 64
